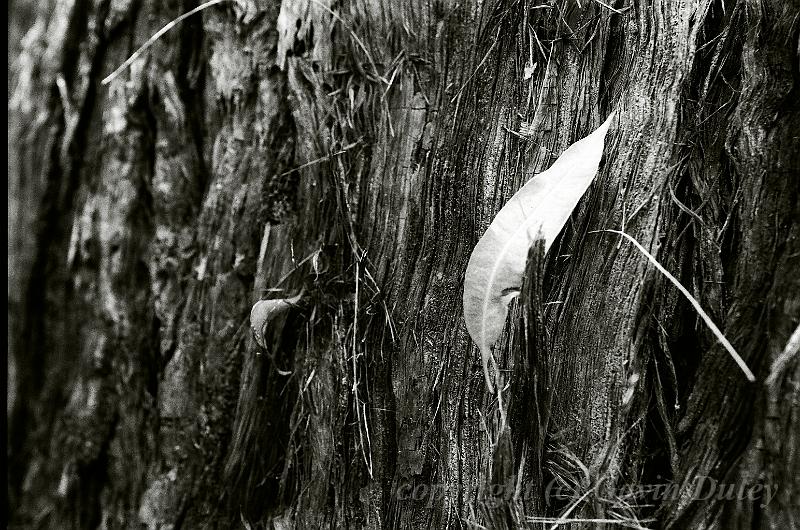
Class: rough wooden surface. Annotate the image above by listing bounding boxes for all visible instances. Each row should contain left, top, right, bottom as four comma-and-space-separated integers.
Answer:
8, 0, 799, 528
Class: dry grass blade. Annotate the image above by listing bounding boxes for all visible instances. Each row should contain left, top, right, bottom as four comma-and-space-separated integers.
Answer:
589, 0, 626, 14
595, 229, 755, 382
101, 0, 229, 86
766, 323, 800, 386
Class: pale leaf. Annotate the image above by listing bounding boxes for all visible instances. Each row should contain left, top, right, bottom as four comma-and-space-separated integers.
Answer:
463, 111, 616, 392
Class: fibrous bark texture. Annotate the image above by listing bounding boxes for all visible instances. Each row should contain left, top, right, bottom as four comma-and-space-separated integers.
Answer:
8, 0, 800, 528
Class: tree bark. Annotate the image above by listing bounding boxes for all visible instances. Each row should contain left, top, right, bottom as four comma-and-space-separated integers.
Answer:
8, 0, 799, 528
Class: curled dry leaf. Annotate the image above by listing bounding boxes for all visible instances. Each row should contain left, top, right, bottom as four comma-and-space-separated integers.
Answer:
250, 291, 303, 349
463, 111, 616, 392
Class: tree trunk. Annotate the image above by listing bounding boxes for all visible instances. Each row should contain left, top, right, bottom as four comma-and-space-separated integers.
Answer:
8, 0, 799, 528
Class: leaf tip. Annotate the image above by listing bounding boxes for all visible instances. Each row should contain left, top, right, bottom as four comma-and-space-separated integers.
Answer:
481, 346, 496, 394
